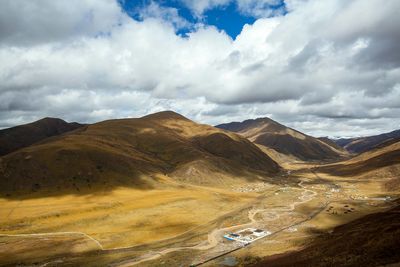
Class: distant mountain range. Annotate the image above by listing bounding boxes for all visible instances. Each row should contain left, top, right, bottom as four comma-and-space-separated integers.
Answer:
333, 129, 400, 154
1, 112, 399, 197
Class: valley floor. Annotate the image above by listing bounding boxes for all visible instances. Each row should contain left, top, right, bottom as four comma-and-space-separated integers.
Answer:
0, 166, 398, 267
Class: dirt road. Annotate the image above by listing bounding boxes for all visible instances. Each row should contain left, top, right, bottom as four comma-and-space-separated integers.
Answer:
115, 180, 318, 266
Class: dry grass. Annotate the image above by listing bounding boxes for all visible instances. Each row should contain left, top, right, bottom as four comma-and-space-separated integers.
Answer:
1, 166, 397, 267
0, 111, 279, 197
0, 179, 257, 250
217, 117, 347, 160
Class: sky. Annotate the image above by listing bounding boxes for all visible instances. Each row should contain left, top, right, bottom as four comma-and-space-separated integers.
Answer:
0, 0, 399, 137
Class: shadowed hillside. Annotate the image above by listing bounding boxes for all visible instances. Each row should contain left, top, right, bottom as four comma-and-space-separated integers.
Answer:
335, 129, 400, 153
318, 140, 400, 192
216, 118, 346, 161
0, 111, 280, 198
318, 140, 400, 176
0, 118, 84, 156
318, 137, 345, 151
252, 202, 400, 267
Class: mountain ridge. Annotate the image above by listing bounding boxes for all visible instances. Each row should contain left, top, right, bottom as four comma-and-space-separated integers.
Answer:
0, 111, 281, 198
0, 117, 84, 156
216, 117, 347, 161
334, 129, 400, 153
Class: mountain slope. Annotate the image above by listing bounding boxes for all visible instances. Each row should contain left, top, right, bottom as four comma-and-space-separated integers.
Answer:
317, 137, 345, 151
0, 111, 280, 197
0, 117, 84, 156
319, 140, 400, 176
253, 201, 400, 267
318, 140, 400, 191
335, 129, 400, 153
216, 118, 346, 161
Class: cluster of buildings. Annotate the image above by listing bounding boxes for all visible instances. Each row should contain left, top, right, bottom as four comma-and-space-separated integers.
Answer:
223, 228, 271, 244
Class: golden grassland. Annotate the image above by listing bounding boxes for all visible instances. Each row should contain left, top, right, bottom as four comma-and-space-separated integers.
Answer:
0, 178, 259, 247
0, 174, 268, 265
1, 166, 397, 267
221, 169, 399, 266
1, 141, 399, 266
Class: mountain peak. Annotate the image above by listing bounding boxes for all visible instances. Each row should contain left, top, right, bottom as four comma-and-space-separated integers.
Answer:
216, 117, 345, 161
216, 116, 282, 133
141, 110, 190, 121
0, 117, 84, 156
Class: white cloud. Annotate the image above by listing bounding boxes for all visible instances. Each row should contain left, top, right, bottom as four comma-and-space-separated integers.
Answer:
0, 0, 399, 137
236, 0, 286, 18
178, 0, 287, 18
180, 0, 231, 16
0, 0, 125, 46
135, 2, 191, 30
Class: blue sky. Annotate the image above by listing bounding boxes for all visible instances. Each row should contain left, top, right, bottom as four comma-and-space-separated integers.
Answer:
118, 0, 286, 38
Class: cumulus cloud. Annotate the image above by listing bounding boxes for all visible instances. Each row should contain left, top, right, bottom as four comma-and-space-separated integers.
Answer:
179, 0, 286, 18
236, 0, 286, 18
133, 1, 191, 30
0, 0, 399, 137
0, 0, 125, 46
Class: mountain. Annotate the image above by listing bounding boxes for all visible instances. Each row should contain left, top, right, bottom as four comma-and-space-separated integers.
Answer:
317, 137, 345, 151
0, 117, 84, 156
0, 111, 280, 197
335, 129, 400, 153
320, 139, 400, 175
252, 201, 400, 267
318, 139, 400, 190
216, 118, 346, 161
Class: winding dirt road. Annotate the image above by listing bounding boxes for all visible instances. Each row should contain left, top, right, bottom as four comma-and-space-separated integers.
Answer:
116, 180, 318, 266
0, 232, 104, 250
1, 180, 318, 267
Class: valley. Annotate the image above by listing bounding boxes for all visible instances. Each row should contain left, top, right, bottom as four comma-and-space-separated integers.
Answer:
2, 2, 400, 266
0, 112, 399, 267
1, 165, 397, 266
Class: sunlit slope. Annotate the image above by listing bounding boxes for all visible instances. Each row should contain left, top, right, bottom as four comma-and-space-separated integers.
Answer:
320, 140, 400, 174
0, 117, 84, 156
0, 111, 280, 197
335, 129, 400, 153
317, 137, 345, 151
216, 118, 347, 161
318, 140, 400, 190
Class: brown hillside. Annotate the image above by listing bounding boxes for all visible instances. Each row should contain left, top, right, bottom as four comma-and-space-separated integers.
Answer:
0, 117, 84, 156
252, 202, 400, 267
318, 137, 346, 152
335, 129, 400, 153
216, 118, 346, 161
318, 141, 400, 176
0, 111, 280, 197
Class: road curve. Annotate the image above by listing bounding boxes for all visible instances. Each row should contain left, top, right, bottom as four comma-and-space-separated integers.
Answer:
115, 180, 318, 266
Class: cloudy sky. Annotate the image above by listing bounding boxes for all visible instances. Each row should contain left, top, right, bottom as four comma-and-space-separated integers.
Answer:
0, 0, 399, 137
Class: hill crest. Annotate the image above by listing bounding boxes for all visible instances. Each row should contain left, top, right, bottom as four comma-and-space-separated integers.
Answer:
216, 117, 346, 161
0, 111, 281, 198
0, 117, 84, 156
